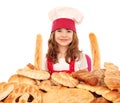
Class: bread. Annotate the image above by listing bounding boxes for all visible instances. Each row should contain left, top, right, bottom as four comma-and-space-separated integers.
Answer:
89, 33, 101, 70
4, 84, 42, 103
0, 82, 6, 89
42, 87, 94, 103
34, 34, 42, 70
0, 82, 14, 101
92, 69, 106, 86
77, 83, 120, 103
104, 62, 119, 71
72, 70, 98, 86
8, 74, 36, 85
104, 62, 120, 92
51, 72, 79, 87
38, 80, 62, 92
17, 68, 50, 80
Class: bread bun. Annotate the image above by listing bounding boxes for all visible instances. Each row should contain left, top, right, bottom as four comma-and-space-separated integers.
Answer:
51, 72, 79, 87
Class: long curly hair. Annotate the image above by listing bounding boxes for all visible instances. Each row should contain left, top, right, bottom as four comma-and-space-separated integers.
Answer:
46, 32, 82, 64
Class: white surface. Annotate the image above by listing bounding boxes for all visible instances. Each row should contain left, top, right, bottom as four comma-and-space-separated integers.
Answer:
0, 0, 120, 82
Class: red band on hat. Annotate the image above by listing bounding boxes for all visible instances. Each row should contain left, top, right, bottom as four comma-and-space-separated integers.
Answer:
51, 18, 76, 32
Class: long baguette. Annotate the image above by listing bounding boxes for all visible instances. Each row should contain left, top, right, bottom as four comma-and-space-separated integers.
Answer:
89, 32, 101, 70
34, 34, 42, 70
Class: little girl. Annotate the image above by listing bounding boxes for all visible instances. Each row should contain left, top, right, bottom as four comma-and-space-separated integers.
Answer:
42, 7, 91, 74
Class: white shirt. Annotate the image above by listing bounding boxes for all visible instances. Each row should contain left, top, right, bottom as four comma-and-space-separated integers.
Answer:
42, 53, 88, 72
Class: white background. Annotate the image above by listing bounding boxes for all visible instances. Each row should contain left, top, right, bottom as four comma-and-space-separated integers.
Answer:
0, 0, 120, 82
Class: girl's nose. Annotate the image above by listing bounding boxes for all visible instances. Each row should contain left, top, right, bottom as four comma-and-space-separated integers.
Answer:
61, 31, 67, 37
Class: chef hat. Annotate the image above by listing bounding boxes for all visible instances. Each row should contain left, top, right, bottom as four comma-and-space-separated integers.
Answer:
48, 7, 84, 32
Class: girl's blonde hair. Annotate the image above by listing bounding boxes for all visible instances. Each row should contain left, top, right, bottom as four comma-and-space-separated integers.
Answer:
46, 32, 82, 64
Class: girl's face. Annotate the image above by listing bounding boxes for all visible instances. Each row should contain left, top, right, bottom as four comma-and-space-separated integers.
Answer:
55, 28, 73, 47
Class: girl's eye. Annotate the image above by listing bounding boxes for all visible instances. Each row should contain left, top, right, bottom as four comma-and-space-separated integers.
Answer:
67, 30, 72, 33
56, 30, 62, 32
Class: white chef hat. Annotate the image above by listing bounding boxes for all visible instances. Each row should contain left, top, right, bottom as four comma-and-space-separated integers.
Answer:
48, 6, 84, 32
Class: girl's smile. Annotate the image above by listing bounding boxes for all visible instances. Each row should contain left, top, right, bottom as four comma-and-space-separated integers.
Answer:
55, 28, 73, 47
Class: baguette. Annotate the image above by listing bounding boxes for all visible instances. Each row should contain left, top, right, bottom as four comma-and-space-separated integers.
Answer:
89, 33, 101, 70
34, 34, 42, 70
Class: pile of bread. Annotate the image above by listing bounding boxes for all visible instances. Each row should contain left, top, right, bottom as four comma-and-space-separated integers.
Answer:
0, 62, 120, 103
0, 33, 120, 103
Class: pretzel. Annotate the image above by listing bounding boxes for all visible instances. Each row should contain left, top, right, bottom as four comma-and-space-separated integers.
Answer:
89, 32, 101, 70
34, 34, 42, 70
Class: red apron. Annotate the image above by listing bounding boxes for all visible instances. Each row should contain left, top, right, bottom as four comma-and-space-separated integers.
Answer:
47, 58, 75, 74
47, 54, 91, 74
